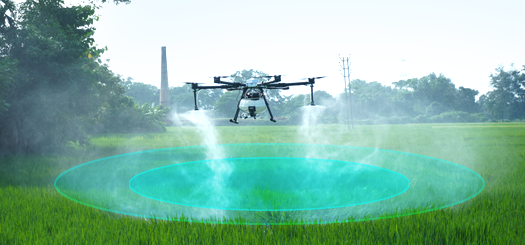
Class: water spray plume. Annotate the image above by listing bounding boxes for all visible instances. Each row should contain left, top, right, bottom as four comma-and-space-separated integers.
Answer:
171, 109, 232, 213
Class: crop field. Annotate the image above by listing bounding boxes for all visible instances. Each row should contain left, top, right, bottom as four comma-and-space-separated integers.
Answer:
1, 123, 524, 244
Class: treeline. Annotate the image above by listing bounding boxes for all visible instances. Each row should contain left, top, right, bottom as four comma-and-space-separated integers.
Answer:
344, 73, 484, 124
346, 66, 524, 124
127, 67, 524, 125
0, 0, 166, 154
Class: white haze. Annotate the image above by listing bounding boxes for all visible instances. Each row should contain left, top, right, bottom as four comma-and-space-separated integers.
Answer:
171, 110, 232, 218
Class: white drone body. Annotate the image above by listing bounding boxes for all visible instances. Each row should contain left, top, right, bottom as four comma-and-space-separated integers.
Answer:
239, 99, 267, 119
238, 79, 268, 119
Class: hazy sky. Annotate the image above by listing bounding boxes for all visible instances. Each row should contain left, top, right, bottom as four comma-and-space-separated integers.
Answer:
42, 1, 525, 96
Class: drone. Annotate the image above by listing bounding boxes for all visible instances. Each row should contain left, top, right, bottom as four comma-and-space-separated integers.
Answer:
185, 75, 325, 124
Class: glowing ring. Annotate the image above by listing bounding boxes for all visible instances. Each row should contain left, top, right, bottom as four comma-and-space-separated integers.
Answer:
55, 143, 484, 225
128, 157, 411, 211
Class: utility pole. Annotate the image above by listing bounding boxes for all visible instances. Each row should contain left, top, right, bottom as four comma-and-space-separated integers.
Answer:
339, 55, 353, 129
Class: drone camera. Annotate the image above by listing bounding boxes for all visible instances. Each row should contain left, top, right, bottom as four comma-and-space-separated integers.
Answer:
248, 106, 257, 117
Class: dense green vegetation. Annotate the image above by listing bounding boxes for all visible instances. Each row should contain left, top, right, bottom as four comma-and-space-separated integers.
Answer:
0, 0, 167, 154
1, 123, 524, 243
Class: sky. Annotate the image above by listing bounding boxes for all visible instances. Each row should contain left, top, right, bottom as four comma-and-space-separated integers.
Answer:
38, 0, 525, 96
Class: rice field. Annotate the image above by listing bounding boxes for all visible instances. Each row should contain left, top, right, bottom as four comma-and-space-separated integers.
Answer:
1, 123, 524, 244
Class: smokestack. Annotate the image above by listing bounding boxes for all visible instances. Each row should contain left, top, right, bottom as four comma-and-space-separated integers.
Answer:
160, 46, 170, 107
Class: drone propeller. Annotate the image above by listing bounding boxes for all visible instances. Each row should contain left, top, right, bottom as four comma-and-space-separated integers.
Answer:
260, 75, 278, 78
207, 76, 230, 79
299, 76, 326, 80
260, 75, 283, 85
259, 75, 285, 79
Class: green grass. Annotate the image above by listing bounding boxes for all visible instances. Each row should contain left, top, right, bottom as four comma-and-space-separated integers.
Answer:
1, 123, 525, 244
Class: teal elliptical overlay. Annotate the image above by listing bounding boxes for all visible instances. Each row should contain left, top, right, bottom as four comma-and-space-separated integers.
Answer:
129, 157, 410, 211
55, 143, 485, 225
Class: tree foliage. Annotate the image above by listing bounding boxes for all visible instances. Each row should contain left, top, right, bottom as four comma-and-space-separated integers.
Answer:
0, 0, 99, 153
481, 66, 525, 120
213, 91, 242, 118
169, 85, 223, 113
121, 77, 159, 106
0, 0, 167, 154
0, 57, 16, 114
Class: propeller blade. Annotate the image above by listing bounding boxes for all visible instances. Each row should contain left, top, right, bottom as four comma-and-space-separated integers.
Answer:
299, 76, 326, 80
207, 76, 231, 78
260, 74, 285, 78
260, 75, 283, 85
214, 80, 237, 85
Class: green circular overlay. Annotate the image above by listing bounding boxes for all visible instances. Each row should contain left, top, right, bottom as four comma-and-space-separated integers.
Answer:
55, 144, 484, 225
129, 158, 410, 211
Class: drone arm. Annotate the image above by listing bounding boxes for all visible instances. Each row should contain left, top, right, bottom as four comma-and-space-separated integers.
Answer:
267, 87, 289, 90
195, 85, 237, 90
214, 80, 243, 87
266, 81, 316, 105
266, 81, 313, 88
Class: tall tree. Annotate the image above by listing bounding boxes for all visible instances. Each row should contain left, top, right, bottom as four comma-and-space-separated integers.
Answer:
169, 85, 195, 113
0, 0, 18, 114
0, 57, 16, 114
483, 66, 525, 120
0, 0, 164, 154
456, 86, 479, 114
349, 79, 395, 119
0, 0, 16, 38
0, 0, 101, 153
121, 77, 160, 105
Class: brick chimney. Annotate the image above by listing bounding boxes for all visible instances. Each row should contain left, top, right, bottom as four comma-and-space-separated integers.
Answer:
160, 46, 170, 108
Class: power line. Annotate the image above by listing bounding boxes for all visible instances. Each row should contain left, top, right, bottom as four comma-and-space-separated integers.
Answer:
339, 55, 353, 130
